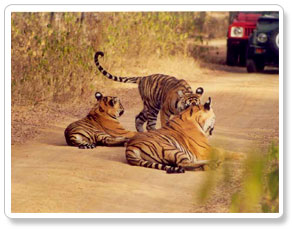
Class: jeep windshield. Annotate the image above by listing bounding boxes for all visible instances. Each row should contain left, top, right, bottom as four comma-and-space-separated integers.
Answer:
257, 17, 279, 32
229, 11, 278, 23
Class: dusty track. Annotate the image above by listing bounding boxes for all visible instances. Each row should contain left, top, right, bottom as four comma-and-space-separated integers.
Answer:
11, 63, 279, 213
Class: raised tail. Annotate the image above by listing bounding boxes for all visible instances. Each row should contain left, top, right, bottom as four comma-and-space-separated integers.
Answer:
94, 51, 140, 84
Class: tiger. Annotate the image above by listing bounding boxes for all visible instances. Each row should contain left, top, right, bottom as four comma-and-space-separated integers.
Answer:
64, 92, 136, 149
125, 97, 217, 173
94, 51, 204, 132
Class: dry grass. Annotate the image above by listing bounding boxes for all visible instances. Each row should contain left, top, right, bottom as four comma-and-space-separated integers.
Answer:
11, 12, 228, 105
11, 12, 228, 143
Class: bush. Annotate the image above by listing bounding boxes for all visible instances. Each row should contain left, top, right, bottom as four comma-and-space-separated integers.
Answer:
229, 142, 279, 213
11, 12, 228, 106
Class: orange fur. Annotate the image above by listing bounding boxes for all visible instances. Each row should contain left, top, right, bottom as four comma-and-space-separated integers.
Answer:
64, 92, 136, 149
125, 98, 217, 173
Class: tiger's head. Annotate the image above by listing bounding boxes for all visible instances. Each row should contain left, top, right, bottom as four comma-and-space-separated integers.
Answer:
90, 92, 125, 119
176, 87, 204, 112
185, 97, 215, 137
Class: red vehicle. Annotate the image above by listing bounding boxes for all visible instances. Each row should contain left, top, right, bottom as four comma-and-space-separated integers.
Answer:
226, 12, 262, 66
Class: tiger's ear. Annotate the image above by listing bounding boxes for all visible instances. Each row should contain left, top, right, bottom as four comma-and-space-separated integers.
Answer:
95, 92, 103, 101
204, 97, 212, 110
196, 87, 204, 96
177, 90, 184, 98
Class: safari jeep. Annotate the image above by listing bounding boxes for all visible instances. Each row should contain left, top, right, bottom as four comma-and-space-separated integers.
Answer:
226, 12, 262, 66
246, 15, 279, 73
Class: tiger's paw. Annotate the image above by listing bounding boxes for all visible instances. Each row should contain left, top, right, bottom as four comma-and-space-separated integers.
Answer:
78, 143, 96, 149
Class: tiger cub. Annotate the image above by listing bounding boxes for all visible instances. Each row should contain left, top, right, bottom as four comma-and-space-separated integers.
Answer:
125, 97, 217, 173
94, 51, 204, 132
64, 92, 136, 149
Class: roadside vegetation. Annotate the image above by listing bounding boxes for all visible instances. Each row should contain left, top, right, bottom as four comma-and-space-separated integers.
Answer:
197, 142, 279, 213
11, 12, 228, 106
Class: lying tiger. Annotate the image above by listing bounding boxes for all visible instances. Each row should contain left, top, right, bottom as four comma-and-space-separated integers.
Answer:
125, 97, 218, 173
64, 92, 136, 149
94, 51, 204, 132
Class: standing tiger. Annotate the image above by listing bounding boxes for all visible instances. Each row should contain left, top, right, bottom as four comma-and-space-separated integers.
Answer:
94, 51, 204, 132
125, 97, 217, 173
64, 92, 136, 149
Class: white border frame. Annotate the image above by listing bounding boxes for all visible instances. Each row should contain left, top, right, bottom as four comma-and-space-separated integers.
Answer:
5, 4, 284, 219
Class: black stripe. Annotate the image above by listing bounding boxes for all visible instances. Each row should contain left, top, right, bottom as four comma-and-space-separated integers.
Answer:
147, 116, 157, 121
176, 157, 188, 165
173, 151, 181, 163
169, 109, 175, 115
188, 137, 209, 149
161, 148, 165, 159
143, 141, 161, 160
175, 99, 179, 109
131, 145, 161, 163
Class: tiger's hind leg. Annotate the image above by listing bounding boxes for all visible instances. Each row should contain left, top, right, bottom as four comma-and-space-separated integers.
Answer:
66, 133, 96, 149
146, 108, 160, 131
125, 148, 185, 173
135, 108, 148, 132
163, 149, 216, 172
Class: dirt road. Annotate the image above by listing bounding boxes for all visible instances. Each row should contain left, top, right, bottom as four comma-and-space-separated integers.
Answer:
11, 63, 279, 213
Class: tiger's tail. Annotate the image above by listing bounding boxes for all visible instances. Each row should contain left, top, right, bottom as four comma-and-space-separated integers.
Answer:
125, 149, 185, 174
94, 51, 140, 84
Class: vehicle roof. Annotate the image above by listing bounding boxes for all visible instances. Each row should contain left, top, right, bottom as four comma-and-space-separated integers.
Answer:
259, 14, 279, 20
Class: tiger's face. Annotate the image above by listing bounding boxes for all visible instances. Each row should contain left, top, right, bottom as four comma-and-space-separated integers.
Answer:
92, 92, 125, 119
187, 97, 215, 137
177, 87, 204, 112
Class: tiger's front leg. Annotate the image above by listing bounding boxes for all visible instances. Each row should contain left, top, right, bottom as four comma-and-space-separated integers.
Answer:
96, 133, 129, 146
135, 107, 148, 132
146, 108, 160, 131
160, 110, 171, 127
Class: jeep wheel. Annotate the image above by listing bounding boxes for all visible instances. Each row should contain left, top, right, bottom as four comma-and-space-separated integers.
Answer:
246, 59, 265, 73
270, 31, 279, 53
226, 46, 238, 66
